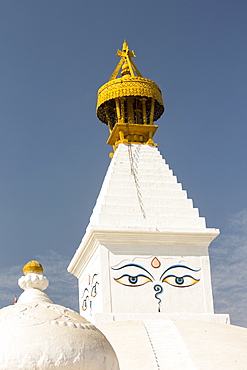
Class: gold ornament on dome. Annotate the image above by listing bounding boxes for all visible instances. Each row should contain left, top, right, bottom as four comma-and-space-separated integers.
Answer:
96, 40, 165, 151
23, 260, 44, 275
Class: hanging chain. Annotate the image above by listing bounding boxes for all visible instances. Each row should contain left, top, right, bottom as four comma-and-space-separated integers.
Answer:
127, 143, 146, 219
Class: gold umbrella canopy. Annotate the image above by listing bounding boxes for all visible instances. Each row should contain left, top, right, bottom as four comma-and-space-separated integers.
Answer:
96, 41, 164, 132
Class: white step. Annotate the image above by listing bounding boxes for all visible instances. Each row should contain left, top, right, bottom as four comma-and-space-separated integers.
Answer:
103, 196, 193, 208
99, 205, 199, 217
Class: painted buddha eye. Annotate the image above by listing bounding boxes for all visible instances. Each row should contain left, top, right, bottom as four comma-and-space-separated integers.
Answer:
175, 277, 184, 285
162, 275, 199, 288
129, 276, 138, 284
114, 274, 152, 287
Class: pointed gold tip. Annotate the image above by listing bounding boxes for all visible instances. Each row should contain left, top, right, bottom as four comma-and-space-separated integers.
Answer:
112, 40, 140, 80
122, 40, 128, 51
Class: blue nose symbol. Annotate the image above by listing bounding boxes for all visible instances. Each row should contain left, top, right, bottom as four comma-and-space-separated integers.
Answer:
154, 284, 163, 312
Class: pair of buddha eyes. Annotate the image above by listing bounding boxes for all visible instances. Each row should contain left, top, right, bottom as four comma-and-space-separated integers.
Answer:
113, 264, 200, 288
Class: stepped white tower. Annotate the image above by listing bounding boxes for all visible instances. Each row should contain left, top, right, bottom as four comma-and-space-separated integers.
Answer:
68, 41, 225, 324
68, 41, 247, 369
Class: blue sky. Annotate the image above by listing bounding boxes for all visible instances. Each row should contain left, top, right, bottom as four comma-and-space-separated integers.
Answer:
0, 1, 246, 327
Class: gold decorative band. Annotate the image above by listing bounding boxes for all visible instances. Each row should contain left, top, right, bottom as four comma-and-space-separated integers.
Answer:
96, 76, 164, 110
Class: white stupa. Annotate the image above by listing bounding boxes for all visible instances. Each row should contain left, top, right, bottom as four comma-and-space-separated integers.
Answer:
68, 41, 247, 369
0, 260, 119, 370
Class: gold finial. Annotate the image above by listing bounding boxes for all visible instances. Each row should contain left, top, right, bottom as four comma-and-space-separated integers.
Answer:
96, 41, 165, 151
23, 260, 44, 275
110, 40, 141, 80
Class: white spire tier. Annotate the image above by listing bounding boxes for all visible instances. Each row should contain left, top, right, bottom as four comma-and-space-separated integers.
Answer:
89, 143, 212, 232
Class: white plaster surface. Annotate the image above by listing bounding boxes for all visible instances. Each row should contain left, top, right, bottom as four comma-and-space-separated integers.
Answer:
78, 248, 103, 322
94, 312, 229, 325
89, 144, 210, 230
69, 143, 219, 320
73, 244, 217, 318
97, 319, 247, 370
109, 254, 214, 315
0, 273, 119, 370
18, 272, 49, 291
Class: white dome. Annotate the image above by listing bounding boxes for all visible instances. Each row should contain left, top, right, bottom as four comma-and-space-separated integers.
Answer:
97, 318, 247, 370
0, 262, 119, 370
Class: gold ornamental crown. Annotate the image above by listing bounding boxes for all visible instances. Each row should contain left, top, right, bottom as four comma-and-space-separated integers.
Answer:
96, 41, 165, 151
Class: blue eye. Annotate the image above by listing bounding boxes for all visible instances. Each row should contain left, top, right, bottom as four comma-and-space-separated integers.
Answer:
162, 275, 199, 288
175, 277, 184, 285
114, 274, 152, 287
129, 276, 138, 284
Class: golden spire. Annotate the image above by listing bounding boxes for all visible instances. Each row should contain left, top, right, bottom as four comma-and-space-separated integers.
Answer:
96, 41, 165, 152
110, 40, 142, 79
